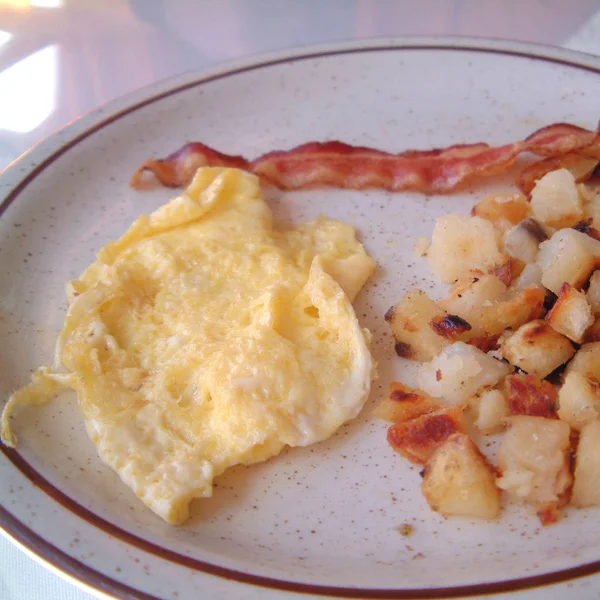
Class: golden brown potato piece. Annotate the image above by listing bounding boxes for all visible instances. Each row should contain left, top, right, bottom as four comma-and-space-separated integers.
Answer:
418, 342, 512, 404
421, 433, 500, 520
557, 371, 600, 431
581, 182, 600, 229
496, 416, 572, 506
488, 257, 524, 287
503, 218, 547, 265
373, 382, 440, 424
472, 388, 510, 433
536, 228, 600, 295
572, 420, 600, 507
500, 320, 575, 379
442, 273, 544, 337
587, 270, 600, 315
440, 270, 506, 319
545, 282, 594, 343
384, 289, 451, 362
387, 405, 467, 465
469, 287, 545, 336
583, 317, 600, 343
471, 192, 530, 231
504, 373, 558, 418
427, 215, 505, 283
530, 168, 585, 228
565, 342, 600, 380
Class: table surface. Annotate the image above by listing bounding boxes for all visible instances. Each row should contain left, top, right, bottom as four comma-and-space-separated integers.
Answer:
1, 1, 600, 599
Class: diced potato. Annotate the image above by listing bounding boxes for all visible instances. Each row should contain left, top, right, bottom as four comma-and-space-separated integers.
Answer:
565, 342, 600, 380
581, 182, 600, 229
440, 271, 506, 317
545, 282, 594, 343
488, 257, 524, 286
573, 218, 600, 243
537, 228, 600, 295
465, 335, 500, 353
513, 262, 544, 290
496, 416, 572, 505
500, 320, 575, 378
373, 382, 440, 423
584, 317, 600, 343
588, 270, 600, 314
418, 341, 512, 404
473, 388, 509, 433
504, 373, 558, 418
503, 218, 547, 264
471, 192, 530, 229
572, 420, 600, 507
557, 371, 600, 430
530, 168, 584, 228
387, 405, 467, 465
427, 215, 505, 283
384, 289, 451, 362
441, 272, 543, 336
429, 314, 473, 342
421, 433, 500, 519
466, 287, 545, 336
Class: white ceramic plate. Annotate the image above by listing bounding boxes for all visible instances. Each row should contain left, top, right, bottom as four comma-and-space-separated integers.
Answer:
1, 37, 600, 600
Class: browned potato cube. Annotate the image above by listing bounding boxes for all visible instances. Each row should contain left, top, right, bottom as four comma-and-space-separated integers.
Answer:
471, 192, 530, 229
496, 416, 572, 505
373, 382, 440, 423
488, 257, 524, 287
469, 287, 545, 336
530, 168, 584, 228
537, 229, 600, 295
566, 342, 600, 380
545, 282, 594, 343
513, 262, 544, 290
443, 272, 544, 337
584, 317, 600, 343
427, 215, 505, 283
582, 183, 600, 229
572, 420, 600, 507
587, 270, 600, 314
472, 388, 509, 433
387, 405, 467, 465
418, 342, 512, 404
440, 271, 506, 319
384, 289, 451, 362
500, 320, 575, 378
421, 433, 500, 519
557, 371, 600, 430
503, 218, 547, 264
504, 374, 558, 418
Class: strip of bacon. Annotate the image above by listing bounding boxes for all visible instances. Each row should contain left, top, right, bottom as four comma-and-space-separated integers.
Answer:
130, 122, 599, 194
131, 142, 249, 189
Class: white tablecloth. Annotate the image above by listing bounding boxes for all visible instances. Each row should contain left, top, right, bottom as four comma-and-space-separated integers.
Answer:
1, 1, 599, 598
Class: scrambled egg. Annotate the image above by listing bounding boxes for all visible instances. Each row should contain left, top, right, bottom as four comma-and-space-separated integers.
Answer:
2, 168, 375, 524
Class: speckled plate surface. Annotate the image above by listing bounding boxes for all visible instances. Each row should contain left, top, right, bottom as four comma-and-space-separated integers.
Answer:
1, 37, 600, 600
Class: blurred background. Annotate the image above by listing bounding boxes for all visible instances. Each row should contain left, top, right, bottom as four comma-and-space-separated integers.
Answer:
0, 0, 599, 171
1, 1, 600, 599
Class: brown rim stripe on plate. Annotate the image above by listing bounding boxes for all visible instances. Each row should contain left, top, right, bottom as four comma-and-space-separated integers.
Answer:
1, 43, 600, 600
4, 445, 600, 599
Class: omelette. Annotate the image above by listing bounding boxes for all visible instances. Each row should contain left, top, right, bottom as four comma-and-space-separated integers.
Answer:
1, 167, 375, 524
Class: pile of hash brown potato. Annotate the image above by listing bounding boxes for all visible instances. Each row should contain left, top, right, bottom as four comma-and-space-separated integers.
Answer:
378, 166, 600, 525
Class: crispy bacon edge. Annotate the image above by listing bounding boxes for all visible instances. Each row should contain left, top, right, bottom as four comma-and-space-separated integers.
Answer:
130, 121, 600, 194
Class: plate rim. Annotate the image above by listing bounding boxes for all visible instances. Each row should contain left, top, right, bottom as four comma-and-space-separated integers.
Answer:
1, 35, 600, 600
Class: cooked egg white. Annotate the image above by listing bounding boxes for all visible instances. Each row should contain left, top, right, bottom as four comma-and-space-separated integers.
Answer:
2, 167, 376, 524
